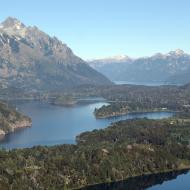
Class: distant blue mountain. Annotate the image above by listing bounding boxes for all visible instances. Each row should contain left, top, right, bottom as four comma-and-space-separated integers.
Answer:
88, 49, 190, 85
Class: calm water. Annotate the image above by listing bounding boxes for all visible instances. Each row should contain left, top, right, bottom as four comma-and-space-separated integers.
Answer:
0, 100, 173, 149
0, 100, 189, 189
80, 170, 190, 190
148, 171, 190, 190
114, 81, 168, 86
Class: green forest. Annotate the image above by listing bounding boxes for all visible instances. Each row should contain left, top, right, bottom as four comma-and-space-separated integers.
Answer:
0, 117, 190, 189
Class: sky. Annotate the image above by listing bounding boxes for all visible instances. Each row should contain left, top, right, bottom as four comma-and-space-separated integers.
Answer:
0, 0, 190, 59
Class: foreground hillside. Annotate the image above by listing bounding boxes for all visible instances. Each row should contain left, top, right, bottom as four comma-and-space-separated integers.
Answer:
0, 102, 31, 138
0, 17, 111, 91
88, 49, 190, 85
0, 118, 189, 189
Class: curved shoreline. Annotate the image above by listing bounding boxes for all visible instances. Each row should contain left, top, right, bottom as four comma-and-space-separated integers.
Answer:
0, 119, 32, 140
95, 109, 177, 119
75, 167, 190, 190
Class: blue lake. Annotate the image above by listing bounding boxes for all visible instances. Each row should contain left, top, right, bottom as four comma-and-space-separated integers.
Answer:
114, 81, 169, 86
0, 100, 173, 149
148, 171, 190, 190
80, 170, 190, 190
0, 100, 189, 190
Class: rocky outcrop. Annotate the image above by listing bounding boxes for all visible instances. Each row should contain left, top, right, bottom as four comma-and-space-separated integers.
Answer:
0, 118, 32, 139
9, 119, 32, 132
0, 101, 32, 139
0, 129, 5, 138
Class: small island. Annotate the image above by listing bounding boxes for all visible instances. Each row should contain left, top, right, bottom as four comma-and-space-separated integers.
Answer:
51, 95, 77, 106
0, 102, 32, 139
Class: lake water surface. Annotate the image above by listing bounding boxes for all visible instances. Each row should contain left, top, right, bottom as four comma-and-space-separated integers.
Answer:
114, 81, 169, 86
0, 100, 173, 149
80, 170, 190, 190
0, 100, 189, 190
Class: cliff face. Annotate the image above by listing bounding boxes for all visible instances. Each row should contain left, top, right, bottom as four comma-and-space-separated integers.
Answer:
10, 119, 31, 131
0, 17, 111, 91
0, 102, 31, 138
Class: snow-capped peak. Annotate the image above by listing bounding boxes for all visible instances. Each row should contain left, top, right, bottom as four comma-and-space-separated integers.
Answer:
168, 49, 185, 56
108, 55, 130, 61
88, 55, 131, 63
0, 17, 25, 29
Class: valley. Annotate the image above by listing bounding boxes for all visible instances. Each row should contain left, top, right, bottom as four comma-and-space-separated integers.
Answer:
0, 82, 189, 189
0, 13, 189, 190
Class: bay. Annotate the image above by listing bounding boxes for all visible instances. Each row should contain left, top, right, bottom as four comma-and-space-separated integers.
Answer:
0, 100, 173, 149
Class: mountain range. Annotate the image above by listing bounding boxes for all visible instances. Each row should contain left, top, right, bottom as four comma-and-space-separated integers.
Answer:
0, 17, 111, 91
88, 49, 190, 85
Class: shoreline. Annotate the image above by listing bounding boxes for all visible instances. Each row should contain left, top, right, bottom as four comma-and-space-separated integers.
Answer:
0, 119, 32, 141
95, 109, 177, 119
74, 167, 190, 190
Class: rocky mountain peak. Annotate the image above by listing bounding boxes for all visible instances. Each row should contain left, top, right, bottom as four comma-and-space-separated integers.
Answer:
0, 17, 111, 90
0, 17, 27, 38
0, 17, 25, 29
168, 49, 185, 56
